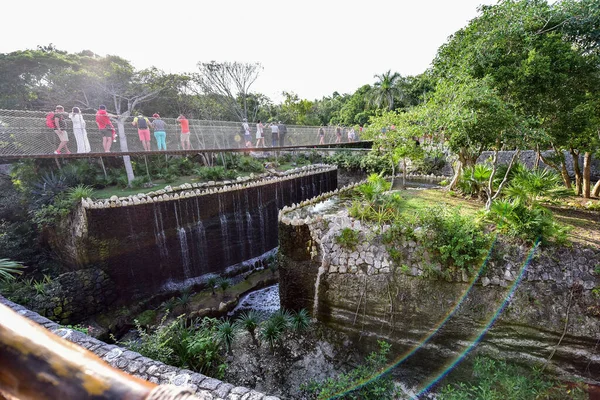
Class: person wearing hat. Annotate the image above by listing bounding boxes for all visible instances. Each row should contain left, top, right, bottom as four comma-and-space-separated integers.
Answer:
242, 118, 252, 148
132, 113, 152, 151
151, 113, 167, 150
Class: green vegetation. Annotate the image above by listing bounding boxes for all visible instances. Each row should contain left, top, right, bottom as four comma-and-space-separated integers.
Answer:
0, 259, 25, 283
439, 357, 586, 400
335, 228, 360, 250
302, 340, 398, 400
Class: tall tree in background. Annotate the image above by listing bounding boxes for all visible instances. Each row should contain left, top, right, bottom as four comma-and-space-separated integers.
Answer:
196, 61, 263, 121
369, 70, 403, 111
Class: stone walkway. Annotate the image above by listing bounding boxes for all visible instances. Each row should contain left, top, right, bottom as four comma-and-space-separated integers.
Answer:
0, 296, 279, 400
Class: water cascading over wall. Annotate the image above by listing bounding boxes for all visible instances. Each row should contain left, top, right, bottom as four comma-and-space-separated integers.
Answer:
54, 166, 337, 302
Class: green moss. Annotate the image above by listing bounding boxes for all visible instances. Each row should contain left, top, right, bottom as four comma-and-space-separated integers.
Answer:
136, 309, 157, 327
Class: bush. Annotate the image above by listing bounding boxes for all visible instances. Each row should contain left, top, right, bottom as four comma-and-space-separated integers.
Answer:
237, 156, 264, 173
67, 184, 94, 203
439, 357, 586, 400
302, 340, 398, 400
485, 200, 568, 244
419, 207, 491, 274
335, 228, 360, 250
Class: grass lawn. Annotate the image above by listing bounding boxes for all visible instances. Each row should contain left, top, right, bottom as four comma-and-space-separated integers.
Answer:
395, 188, 481, 217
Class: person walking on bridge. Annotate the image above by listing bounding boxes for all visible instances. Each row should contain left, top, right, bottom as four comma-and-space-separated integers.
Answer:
95, 105, 115, 153
132, 114, 152, 151
50, 105, 71, 154
255, 120, 265, 148
68, 107, 90, 153
177, 114, 191, 150
152, 113, 167, 151
242, 118, 252, 148
269, 121, 279, 147
278, 121, 287, 147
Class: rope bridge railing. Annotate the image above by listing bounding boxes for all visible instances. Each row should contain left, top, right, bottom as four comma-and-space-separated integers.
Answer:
0, 109, 367, 159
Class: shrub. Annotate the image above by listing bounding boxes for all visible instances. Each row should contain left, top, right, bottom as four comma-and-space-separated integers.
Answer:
196, 166, 228, 181
215, 319, 238, 353
0, 259, 25, 283
237, 156, 265, 173
419, 207, 491, 274
236, 310, 260, 345
439, 357, 587, 400
302, 340, 398, 400
335, 228, 360, 250
457, 164, 492, 199
485, 200, 568, 244
216, 277, 231, 292
260, 317, 284, 351
290, 309, 311, 332
30, 172, 69, 206
67, 184, 94, 203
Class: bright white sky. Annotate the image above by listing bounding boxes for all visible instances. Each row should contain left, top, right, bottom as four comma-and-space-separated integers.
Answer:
1, 0, 497, 103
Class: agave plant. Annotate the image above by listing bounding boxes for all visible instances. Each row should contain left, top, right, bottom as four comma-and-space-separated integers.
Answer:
206, 276, 218, 295
216, 277, 231, 293
260, 318, 283, 352
0, 259, 25, 283
290, 309, 311, 332
237, 310, 260, 345
67, 184, 94, 204
31, 172, 68, 205
216, 319, 238, 353
176, 289, 192, 311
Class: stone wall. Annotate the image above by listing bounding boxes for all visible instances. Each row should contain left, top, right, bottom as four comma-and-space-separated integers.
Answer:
0, 295, 279, 400
477, 150, 600, 180
49, 165, 337, 303
277, 184, 600, 384
8, 268, 116, 325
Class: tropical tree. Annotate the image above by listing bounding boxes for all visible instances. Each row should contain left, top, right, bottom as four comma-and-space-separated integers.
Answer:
369, 70, 404, 111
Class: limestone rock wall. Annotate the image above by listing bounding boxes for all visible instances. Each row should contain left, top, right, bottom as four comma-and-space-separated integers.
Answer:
278, 185, 600, 384
0, 296, 279, 400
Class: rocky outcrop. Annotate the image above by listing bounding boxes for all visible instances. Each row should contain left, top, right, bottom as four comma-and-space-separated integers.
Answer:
278, 187, 600, 384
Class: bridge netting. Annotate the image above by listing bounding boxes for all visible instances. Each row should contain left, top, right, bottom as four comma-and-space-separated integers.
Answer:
0, 109, 364, 158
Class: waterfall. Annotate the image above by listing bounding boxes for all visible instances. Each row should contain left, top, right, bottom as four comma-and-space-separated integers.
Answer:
177, 227, 191, 278
219, 196, 231, 267
257, 187, 266, 253
153, 204, 168, 259
312, 266, 326, 317
234, 192, 246, 260
194, 219, 208, 273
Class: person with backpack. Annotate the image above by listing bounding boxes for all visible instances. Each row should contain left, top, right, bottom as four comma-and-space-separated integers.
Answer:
95, 105, 116, 152
47, 105, 71, 154
68, 107, 90, 153
132, 114, 152, 151
151, 113, 167, 151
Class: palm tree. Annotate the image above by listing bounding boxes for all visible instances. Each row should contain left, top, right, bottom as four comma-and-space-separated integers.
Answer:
369, 70, 403, 111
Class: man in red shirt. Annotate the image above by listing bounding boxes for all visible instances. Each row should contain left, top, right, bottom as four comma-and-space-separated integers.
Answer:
95, 105, 116, 152
177, 114, 191, 150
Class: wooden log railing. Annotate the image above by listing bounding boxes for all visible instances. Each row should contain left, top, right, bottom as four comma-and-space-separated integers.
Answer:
0, 303, 197, 400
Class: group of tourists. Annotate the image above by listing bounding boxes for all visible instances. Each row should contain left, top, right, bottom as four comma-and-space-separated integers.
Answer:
242, 119, 288, 149
46, 105, 191, 154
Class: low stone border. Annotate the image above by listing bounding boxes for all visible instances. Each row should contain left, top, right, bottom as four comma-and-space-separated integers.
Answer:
0, 296, 279, 400
83, 164, 337, 209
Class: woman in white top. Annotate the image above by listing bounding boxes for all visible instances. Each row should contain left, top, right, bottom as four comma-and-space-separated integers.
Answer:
68, 107, 91, 153
255, 120, 265, 148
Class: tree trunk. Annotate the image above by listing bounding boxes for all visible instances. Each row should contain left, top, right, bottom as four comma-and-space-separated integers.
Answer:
447, 160, 462, 191
570, 147, 582, 196
540, 146, 571, 189
592, 179, 600, 197
582, 152, 591, 198
402, 158, 407, 190
116, 118, 135, 185
534, 145, 541, 170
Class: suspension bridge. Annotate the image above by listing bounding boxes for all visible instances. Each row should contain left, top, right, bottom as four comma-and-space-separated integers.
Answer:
0, 109, 372, 161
